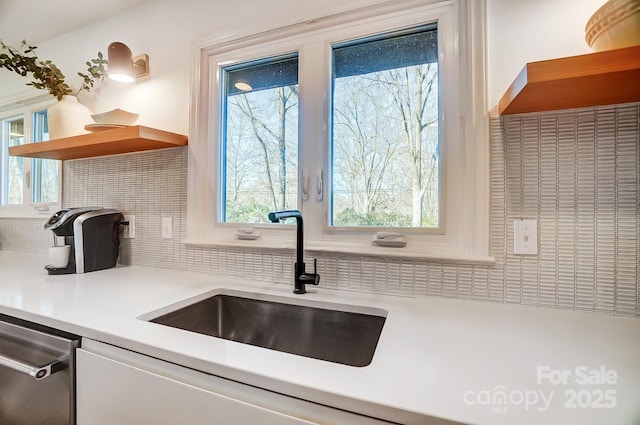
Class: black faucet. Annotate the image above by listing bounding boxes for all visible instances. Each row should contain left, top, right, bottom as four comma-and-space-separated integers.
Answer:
268, 209, 320, 294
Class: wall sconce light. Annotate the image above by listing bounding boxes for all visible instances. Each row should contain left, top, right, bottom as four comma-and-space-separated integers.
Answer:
107, 42, 149, 82
234, 81, 253, 92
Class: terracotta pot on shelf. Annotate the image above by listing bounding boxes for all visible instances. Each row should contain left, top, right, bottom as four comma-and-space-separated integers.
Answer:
47, 95, 93, 140
585, 0, 640, 51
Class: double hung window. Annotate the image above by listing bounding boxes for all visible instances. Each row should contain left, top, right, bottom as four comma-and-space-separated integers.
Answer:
0, 99, 60, 217
221, 54, 299, 223
331, 26, 439, 229
219, 27, 439, 229
190, 0, 490, 262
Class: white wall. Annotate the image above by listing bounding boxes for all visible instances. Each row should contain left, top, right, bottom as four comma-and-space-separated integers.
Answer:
0, 0, 610, 127
0, 0, 393, 134
486, 0, 606, 109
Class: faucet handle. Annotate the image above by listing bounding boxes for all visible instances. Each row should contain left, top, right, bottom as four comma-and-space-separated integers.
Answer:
300, 273, 320, 285
299, 259, 320, 286
310, 258, 320, 285
313, 258, 317, 274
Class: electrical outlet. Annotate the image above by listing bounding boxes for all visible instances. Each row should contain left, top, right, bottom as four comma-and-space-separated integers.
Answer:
161, 217, 173, 239
123, 215, 135, 239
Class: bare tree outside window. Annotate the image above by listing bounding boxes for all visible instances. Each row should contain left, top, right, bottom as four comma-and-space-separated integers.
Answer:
332, 27, 439, 228
32, 111, 59, 203
222, 55, 299, 223
1, 109, 59, 209
2, 118, 24, 205
219, 28, 438, 229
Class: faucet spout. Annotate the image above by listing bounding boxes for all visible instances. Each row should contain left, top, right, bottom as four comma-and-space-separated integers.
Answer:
268, 210, 320, 294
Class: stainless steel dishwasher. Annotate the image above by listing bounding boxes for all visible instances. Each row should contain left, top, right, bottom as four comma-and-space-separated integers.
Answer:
0, 314, 80, 425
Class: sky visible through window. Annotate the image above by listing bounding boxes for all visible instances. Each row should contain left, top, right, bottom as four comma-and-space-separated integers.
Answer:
223, 55, 299, 224
332, 27, 439, 228
220, 26, 438, 228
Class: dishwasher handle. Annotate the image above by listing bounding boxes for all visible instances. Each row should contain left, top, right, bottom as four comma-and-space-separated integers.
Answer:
0, 352, 69, 380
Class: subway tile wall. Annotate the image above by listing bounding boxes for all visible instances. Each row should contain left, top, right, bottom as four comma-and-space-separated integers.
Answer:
0, 216, 50, 253
1, 102, 638, 317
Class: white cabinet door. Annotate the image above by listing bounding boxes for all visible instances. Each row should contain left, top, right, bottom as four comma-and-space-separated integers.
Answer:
76, 349, 318, 425
76, 340, 393, 425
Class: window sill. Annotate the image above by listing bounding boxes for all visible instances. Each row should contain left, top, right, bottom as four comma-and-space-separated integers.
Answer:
0, 205, 57, 219
182, 238, 495, 265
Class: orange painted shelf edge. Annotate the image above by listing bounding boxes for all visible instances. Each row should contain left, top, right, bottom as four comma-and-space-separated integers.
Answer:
499, 45, 640, 115
9, 125, 188, 161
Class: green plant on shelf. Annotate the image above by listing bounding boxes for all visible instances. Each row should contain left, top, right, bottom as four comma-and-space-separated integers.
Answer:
0, 40, 108, 100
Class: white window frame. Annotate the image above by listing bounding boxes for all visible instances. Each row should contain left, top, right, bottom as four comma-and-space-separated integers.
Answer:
187, 0, 492, 264
0, 95, 62, 218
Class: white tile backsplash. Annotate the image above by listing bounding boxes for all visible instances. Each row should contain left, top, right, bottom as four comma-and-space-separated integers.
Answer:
1, 102, 638, 317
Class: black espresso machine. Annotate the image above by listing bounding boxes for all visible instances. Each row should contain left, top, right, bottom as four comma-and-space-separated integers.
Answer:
44, 207, 124, 274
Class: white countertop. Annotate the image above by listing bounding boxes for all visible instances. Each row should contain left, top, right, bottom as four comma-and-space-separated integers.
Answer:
1, 251, 639, 425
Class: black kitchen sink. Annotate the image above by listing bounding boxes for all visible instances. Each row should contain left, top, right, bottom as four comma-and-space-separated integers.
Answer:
144, 291, 387, 367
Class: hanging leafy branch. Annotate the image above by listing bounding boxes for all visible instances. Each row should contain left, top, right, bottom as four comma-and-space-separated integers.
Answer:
77, 52, 108, 94
0, 40, 108, 100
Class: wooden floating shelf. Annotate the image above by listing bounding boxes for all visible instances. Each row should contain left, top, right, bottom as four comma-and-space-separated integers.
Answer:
9, 126, 188, 161
499, 45, 640, 115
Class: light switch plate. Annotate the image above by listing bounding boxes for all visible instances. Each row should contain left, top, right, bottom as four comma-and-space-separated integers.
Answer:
161, 217, 173, 239
514, 219, 537, 255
